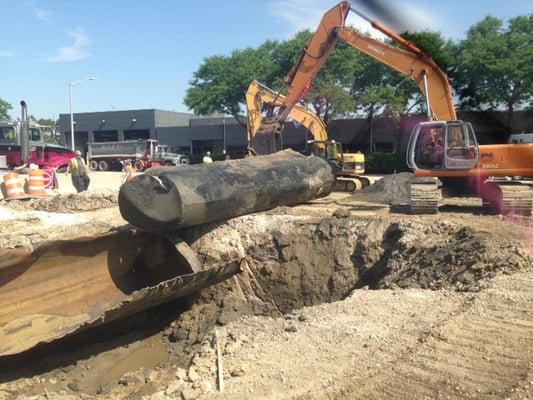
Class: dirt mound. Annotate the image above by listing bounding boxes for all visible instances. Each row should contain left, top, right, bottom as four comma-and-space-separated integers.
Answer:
5, 190, 118, 213
363, 172, 416, 205
358, 221, 531, 291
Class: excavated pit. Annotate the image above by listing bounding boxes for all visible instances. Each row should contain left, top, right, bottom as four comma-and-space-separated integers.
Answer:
159, 212, 531, 373
1, 209, 530, 397
185, 212, 529, 309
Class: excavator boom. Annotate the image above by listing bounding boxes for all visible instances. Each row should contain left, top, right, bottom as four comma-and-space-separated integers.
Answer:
280, 1, 351, 121
280, 1, 456, 122
335, 28, 456, 121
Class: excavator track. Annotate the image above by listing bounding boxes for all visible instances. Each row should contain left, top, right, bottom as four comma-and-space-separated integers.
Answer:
409, 180, 440, 214
483, 180, 533, 216
334, 176, 370, 192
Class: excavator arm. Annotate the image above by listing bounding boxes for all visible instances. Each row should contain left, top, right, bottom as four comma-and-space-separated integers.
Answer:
246, 80, 329, 153
336, 27, 456, 120
280, 1, 457, 123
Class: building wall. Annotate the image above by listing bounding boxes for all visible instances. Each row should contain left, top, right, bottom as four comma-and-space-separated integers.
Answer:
59, 108, 532, 156
154, 110, 192, 127
59, 109, 157, 153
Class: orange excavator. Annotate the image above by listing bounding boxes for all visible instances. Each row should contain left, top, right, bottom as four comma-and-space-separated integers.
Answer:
254, 1, 533, 215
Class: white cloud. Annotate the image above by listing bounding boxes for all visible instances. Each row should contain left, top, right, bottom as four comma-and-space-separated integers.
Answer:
23, 1, 53, 22
33, 7, 53, 22
42, 27, 91, 63
0, 50, 15, 58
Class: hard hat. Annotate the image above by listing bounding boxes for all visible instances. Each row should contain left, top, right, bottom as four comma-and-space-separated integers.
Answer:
206, 151, 211, 155
75, 150, 82, 156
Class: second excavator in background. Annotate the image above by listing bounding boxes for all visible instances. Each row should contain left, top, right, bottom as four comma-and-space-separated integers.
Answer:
251, 1, 533, 215
246, 80, 368, 191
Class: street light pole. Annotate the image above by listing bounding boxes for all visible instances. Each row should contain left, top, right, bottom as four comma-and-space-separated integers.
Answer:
69, 77, 96, 151
223, 118, 226, 151
69, 83, 74, 150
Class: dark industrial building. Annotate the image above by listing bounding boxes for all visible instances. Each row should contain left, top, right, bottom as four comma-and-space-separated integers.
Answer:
60, 109, 532, 157
59, 109, 191, 154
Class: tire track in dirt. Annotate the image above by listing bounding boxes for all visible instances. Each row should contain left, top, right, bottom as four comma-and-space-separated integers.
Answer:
318, 272, 532, 400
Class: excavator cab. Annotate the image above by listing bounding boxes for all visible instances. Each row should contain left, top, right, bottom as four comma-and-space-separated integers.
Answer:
407, 121, 479, 171
310, 140, 343, 164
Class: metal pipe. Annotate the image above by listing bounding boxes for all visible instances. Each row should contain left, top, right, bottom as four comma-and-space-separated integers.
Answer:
20, 101, 29, 164
422, 70, 432, 119
349, 6, 372, 24
119, 150, 334, 233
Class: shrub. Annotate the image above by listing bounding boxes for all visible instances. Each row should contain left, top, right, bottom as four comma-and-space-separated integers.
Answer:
364, 152, 410, 174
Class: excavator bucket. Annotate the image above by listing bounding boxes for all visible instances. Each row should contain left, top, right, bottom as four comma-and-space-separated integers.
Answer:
251, 118, 284, 155
0, 231, 242, 357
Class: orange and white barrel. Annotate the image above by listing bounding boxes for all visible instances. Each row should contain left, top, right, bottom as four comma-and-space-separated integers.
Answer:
3, 172, 26, 200
28, 169, 46, 197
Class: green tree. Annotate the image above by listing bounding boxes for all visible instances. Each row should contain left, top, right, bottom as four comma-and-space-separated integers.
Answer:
184, 46, 277, 127
0, 98, 12, 120
184, 30, 359, 126
304, 79, 355, 125
455, 15, 533, 135
400, 30, 456, 72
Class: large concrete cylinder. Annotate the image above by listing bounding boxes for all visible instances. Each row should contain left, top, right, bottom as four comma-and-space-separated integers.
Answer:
119, 150, 334, 233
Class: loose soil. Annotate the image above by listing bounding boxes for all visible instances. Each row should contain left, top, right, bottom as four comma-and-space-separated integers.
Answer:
4, 190, 118, 213
0, 184, 531, 400
361, 172, 416, 205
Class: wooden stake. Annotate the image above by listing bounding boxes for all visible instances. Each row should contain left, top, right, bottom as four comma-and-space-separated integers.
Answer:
215, 329, 224, 393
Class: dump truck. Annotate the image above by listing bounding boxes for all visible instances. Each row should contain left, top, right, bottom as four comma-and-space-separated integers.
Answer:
87, 139, 189, 171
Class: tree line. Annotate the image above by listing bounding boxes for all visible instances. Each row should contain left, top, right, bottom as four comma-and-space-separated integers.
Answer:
184, 14, 532, 139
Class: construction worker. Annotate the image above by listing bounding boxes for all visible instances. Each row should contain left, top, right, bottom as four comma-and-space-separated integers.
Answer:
222, 149, 230, 161
122, 160, 134, 183
66, 151, 90, 193
203, 151, 213, 164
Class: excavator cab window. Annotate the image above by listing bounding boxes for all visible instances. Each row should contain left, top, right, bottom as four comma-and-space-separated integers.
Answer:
444, 122, 479, 169
409, 123, 446, 170
407, 122, 479, 171
326, 142, 343, 163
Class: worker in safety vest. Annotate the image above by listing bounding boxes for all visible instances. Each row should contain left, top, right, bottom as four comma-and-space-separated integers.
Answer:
66, 151, 90, 193
122, 160, 134, 183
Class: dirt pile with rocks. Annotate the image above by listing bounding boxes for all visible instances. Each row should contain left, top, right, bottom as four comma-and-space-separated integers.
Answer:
4, 189, 118, 213
362, 172, 416, 205
356, 220, 531, 291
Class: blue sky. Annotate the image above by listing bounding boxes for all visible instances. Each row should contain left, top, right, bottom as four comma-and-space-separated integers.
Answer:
1, 0, 531, 120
